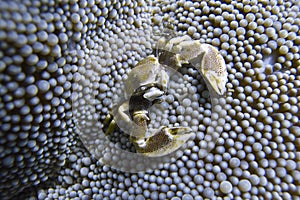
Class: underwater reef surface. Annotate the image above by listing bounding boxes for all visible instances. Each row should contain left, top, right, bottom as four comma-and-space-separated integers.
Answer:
0, 0, 299, 199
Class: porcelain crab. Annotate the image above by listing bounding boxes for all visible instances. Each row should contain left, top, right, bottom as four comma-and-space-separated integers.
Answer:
104, 35, 227, 157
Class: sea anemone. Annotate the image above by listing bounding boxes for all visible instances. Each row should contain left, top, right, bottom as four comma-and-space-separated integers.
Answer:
0, 0, 299, 199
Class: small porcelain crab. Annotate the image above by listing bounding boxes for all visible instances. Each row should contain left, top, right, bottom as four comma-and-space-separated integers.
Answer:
104, 35, 227, 157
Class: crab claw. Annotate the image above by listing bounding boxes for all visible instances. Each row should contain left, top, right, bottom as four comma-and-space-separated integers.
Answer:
158, 36, 227, 96
201, 69, 228, 96
189, 43, 228, 96
134, 126, 195, 157
199, 45, 227, 96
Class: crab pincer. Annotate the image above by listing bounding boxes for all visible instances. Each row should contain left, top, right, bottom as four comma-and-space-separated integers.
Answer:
132, 126, 194, 157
